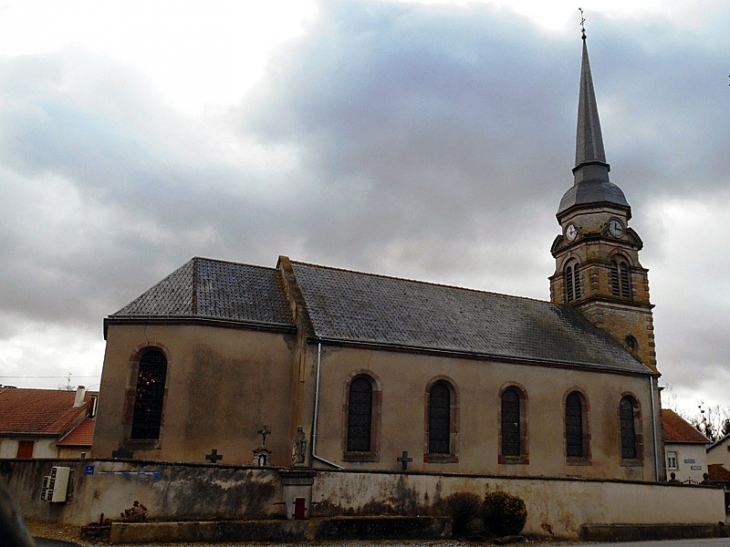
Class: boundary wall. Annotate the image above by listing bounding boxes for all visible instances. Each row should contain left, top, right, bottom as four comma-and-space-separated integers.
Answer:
1, 460, 724, 538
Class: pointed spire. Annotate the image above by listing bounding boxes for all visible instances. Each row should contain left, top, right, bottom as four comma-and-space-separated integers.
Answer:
572, 28, 610, 185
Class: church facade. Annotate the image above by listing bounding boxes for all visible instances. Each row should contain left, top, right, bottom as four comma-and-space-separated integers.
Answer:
92, 34, 665, 483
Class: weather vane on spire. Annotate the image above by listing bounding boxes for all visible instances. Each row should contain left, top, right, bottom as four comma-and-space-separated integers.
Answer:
579, 7, 586, 39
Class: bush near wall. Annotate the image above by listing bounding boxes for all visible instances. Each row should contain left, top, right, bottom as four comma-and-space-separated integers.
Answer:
481, 491, 527, 536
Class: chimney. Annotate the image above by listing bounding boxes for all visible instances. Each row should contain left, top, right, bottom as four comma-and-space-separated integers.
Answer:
74, 385, 86, 408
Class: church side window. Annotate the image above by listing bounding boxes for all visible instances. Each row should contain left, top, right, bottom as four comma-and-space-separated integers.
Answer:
429, 382, 451, 454
346, 376, 373, 453
499, 385, 528, 464
620, 396, 641, 461
611, 258, 631, 298
564, 391, 590, 462
565, 262, 581, 302
131, 350, 168, 440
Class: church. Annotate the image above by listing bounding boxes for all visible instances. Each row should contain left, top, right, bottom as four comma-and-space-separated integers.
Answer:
92, 32, 665, 484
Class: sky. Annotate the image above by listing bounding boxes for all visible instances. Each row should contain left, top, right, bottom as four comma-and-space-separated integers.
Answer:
0, 0, 728, 418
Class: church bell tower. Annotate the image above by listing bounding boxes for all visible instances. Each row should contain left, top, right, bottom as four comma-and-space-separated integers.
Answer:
549, 28, 657, 373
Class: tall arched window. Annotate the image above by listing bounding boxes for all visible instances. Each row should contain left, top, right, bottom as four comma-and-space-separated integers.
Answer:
501, 388, 521, 457
565, 391, 585, 459
611, 258, 631, 298
620, 396, 638, 460
131, 349, 167, 440
565, 262, 581, 302
346, 376, 373, 452
429, 381, 451, 455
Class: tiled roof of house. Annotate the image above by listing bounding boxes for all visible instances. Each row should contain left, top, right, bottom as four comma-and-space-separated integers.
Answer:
57, 418, 95, 447
662, 409, 710, 444
290, 260, 652, 375
0, 388, 97, 436
708, 463, 730, 482
110, 258, 294, 328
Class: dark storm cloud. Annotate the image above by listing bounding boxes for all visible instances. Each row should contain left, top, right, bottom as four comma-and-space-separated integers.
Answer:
1, 0, 729, 401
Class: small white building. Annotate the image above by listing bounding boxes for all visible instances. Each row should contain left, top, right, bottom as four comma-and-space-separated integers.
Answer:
662, 409, 709, 484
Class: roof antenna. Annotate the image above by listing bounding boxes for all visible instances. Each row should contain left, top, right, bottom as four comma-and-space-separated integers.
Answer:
579, 7, 586, 40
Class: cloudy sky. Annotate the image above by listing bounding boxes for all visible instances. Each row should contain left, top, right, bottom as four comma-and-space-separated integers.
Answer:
0, 0, 728, 416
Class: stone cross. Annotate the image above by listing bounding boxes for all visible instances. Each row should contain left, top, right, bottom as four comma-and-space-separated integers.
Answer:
258, 425, 272, 448
293, 426, 307, 466
205, 449, 223, 464
397, 450, 413, 471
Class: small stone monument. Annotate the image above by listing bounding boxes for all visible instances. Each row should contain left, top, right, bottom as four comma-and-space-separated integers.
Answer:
253, 425, 272, 466
292, 426, 307, 467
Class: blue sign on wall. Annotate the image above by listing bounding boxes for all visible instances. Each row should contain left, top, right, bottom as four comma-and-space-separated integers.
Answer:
84, 465, 95, 475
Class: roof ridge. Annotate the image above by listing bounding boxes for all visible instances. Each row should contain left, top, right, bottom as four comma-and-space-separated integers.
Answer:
290, 259, 554, 305
191, 256, 279, 272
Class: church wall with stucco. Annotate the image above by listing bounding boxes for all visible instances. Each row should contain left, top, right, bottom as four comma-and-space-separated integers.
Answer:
308, 343, 661, 480
93, 323, 298, 466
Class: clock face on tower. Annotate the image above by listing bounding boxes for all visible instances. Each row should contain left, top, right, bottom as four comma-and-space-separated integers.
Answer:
565, 223, 577, 241
608, 218, 624, 238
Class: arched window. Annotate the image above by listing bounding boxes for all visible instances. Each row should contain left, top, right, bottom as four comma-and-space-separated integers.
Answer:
346, 376, 373, 452
429, 381, 451, 455
625, 335, 638, 351
611, 258, 631, 298
565, 262, 581, 302
499, 385, 528, 464
131, 349, 167, 440
620, 396, 638, 460
565, 392, 583, 457
501, 388, 520, 456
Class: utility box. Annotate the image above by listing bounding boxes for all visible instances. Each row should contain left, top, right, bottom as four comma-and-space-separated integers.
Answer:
40, 466, 71, 503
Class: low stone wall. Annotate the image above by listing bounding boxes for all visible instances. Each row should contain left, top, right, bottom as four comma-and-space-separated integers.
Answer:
2, 459, 725, 539
312, 469, 726, 538
1, 459, 283, 526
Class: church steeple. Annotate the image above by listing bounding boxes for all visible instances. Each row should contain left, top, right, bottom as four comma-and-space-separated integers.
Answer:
573, 34, 609, 184
549, 25, 657, 373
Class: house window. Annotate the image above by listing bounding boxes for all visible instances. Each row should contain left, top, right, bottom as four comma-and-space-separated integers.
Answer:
131, 349, 168, 440
611, 258, 631, 298
16, 440, 34, 459
565, 262, 581, 302
620, 396, 638, 460
429, 381, 451, 455
667, 451, 678, 470
346, 376, 373, 452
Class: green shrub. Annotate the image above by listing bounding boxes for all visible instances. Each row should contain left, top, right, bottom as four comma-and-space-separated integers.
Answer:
481, 491, 527, 536
443, 492, 482, 536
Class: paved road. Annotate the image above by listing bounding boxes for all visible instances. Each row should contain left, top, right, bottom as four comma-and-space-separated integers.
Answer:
33, 538, 730, 547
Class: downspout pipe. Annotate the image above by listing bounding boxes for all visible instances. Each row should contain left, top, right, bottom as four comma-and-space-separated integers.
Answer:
311, 341, 344, 469
649, 375, 660, 482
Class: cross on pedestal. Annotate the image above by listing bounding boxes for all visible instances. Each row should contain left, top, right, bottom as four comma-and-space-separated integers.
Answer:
258, 425, 272, 448
205, 449, 223, 464
397, 450, 413, 471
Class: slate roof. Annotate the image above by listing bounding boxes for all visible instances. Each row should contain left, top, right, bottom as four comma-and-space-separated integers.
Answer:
662, 409, 709, 444
0, 388, 97, 436
110, 258, 294, 329
290, 260, 651, 375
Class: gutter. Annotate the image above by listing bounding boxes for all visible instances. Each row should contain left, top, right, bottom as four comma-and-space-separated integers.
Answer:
649, 375, 660, 481
311, 341, 343, 469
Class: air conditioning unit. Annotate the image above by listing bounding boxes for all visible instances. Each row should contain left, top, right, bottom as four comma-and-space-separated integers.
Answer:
40, 466, 71, 503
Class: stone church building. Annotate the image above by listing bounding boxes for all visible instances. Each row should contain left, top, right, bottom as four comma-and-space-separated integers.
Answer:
92, 34, 665, 483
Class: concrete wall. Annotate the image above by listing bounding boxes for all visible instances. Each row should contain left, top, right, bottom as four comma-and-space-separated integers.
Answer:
1, 460, 723, 538
312, 470, 726, 538
1, 459, 283, 526
93, 324, 297, 466
308, 342, 661, 480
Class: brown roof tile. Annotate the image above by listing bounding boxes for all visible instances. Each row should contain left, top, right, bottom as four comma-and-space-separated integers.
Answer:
662, 409, 710, 444
708, 463, 730, 482
57, 418, 95, 446
0, 388, 97, 437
